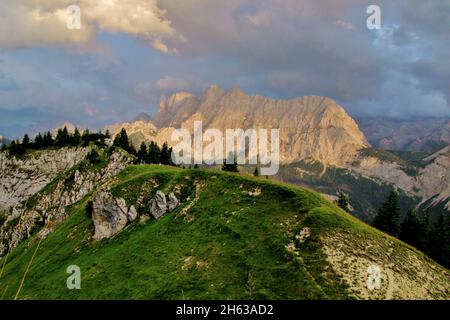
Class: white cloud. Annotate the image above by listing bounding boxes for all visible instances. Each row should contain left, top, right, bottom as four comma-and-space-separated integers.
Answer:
0, 0, 178, 50
156, 76, 190, 91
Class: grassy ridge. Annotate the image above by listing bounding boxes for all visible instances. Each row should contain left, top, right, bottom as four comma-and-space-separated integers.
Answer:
0, 165, 447, 299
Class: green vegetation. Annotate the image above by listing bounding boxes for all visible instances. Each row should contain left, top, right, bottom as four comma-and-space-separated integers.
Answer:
3, 126, 110, 157
0, 165, 448, 299
335, 191, 350, 213
372, 192, 450, 269
372, 191, 401, 237
0, 165, 376, 299
429, 212, 450, 268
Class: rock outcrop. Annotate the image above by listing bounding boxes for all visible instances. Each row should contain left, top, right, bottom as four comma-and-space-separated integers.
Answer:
0, 148, 133, 255
149, 191, 180, 219
0, 147, 89, 213
92, 190, 136, 240
167, 192, 180, 211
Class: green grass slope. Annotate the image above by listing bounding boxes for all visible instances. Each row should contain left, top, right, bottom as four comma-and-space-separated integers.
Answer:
0, 165, 448, 300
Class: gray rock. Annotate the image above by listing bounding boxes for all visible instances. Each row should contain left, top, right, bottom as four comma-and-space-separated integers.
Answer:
167, 192, 180, 211
149, 190, 167, 219
127, 205, 138, 222
92, 190, 128, 240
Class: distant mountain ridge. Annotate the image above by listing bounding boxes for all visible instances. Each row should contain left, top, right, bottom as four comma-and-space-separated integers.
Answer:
101, 86, 450, 220
110, 85, 370, 167
358, 117, 450, 151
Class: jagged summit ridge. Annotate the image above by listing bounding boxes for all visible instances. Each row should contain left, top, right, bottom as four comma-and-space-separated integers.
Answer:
150, 86, 369, 166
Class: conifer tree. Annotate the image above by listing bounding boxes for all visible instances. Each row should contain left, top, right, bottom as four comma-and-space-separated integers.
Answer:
253, 166, 260, 177
55, 127, 70, 147
113, 128, 131, 152
22, 134, 30, 148
400, 209, 426, 250
372, 190, 401, 237
147, 141, 161, 164
429, 213, 450, 268
43, 131, 53, 147
336, 191, 351, 213
34, 133, 43, 148
160, 142, 172, 165
71, 128, 81, 146
137, 142, 148, 164
81, 129, 90, 147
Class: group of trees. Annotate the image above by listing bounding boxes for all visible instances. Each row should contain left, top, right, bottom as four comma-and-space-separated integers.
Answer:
1, 126, 110, 156
113, 128, 174, 165
372, 190, 450, 268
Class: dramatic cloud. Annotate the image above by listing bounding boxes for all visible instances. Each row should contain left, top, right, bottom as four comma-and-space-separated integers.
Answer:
0, 0, 449, 137
0, 0, 178, 52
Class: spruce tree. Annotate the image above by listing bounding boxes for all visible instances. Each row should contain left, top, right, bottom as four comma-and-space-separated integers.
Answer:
137, 142, 148, 164
71, 128, 81, 146
43, 131, 53, 147
55, 127, 70, 147
22, 134, 30, 148
113, 128, 132, 153
336, 191, 351, 213
147, 141, 161, 164
400, 209, 426, 250
34, 133, 43, 148
372, 190, 401, 237
429, 213, 450, 268
81, 129, 90, 147
160, 142, 172, 165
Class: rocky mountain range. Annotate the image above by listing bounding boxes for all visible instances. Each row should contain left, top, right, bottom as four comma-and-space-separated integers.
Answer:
358, 117, 450, 151
0, 87, 449, 299
102, 86, 450, 220
109, 86, 369, 166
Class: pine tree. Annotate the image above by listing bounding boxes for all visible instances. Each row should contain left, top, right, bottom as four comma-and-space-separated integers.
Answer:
55, 127, 70, 147
429, 213, 450, 268
43, 131, 53, 147
105, 129, 111, 139
336, 191, 351, 213
71, 128, 81, 146
420, 210, 431, 253
147, 141, 161, 164
81, 129, 90, 147
34, 133, 43, 148
399, 209, 427, 250
372, 190, 401, 237
22, 134, 30, 148
113, 128, 131, 153
160, 142, 172, 165
222, 152, 238, 172
137, 142, 148, 164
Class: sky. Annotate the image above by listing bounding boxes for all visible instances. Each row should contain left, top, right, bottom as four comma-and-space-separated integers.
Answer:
0, 0, 449, 138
